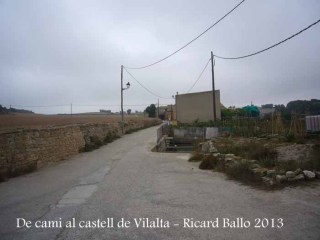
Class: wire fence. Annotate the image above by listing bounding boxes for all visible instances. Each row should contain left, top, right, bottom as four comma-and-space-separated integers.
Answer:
179, 113, 307, 138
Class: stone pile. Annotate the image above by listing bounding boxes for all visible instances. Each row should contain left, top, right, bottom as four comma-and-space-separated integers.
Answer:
199, 140, 319, 187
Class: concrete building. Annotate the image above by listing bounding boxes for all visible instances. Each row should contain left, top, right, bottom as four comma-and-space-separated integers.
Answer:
259, 104, 275, 118
175, 90, 221, 123
157, 105, 176, 121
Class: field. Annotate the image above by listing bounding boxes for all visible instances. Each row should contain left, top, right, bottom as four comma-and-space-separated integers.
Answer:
0, 113, 147, 132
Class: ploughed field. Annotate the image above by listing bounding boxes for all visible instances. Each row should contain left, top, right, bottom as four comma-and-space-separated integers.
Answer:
0, 113, 147, 132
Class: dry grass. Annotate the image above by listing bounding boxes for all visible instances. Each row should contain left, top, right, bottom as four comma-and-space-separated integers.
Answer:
0, 113, 151, 132
213, 138, 278, 168
199, 155, 219, 170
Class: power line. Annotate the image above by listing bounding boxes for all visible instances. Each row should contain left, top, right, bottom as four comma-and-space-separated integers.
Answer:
186, 58, 211, 93
123, 68, 172, 99
214, 18, 320, 60
124, 0, 246, 69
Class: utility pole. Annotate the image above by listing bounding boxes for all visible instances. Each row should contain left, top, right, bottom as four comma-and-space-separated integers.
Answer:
121, 65, 124, 134
211, 51, 216, 121
71, 103, 72, 115
120, 65, 131, 135
175, 92, 178, 122
157, 99, 159, 118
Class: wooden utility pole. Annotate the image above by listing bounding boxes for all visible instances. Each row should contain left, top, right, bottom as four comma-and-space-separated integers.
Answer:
211, 51, 216, 121
157, 99, 159, 118
120, 65, 124, 134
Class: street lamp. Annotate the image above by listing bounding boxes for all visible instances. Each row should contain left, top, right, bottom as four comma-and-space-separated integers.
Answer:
121, 65, 130, 134
124, 82, 130, 90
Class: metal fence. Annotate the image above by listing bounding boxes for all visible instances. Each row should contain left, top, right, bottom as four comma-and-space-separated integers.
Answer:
156, 122, 170, 144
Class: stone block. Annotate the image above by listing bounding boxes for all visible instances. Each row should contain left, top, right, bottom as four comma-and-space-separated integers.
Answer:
303, 170, 316, 180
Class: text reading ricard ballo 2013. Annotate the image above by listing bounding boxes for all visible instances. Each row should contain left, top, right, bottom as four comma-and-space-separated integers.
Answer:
183, 218, 284, 229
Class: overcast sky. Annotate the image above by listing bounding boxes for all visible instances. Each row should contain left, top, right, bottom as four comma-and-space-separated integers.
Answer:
0, 0, 319, 114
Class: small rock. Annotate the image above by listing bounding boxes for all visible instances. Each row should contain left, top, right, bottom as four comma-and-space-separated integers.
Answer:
252, 168, 268, 177
294, 174, 305, 181
287, 177, 296, 182
213, 153, 220, 157
209, 148, 218, 153
225, 157, 235, 162
251, 163, 262, 169
201, 142, 210, 153
303, 170, 316, 180
225, 154, 235, 158
294, 168, 302, 175
286, 171, 295, 178
261, 176, 271, 183
267, 170, 276, 177
315, 171, 320, 179
249, 160, 257, 164
276, 175, 287, 183
269, 179, 275, 186
261, 177, 275, 186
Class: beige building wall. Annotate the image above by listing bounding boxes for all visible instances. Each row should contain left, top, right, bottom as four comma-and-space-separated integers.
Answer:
176, 90, 221, 123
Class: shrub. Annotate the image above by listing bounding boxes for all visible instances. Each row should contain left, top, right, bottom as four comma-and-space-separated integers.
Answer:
225, 161, 261, 183
199, 155, 218, 170
285, 132, 295, 142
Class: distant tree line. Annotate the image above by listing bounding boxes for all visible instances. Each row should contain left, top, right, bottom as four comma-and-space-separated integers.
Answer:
0, 105, 34, 114
274, 99, 320, 120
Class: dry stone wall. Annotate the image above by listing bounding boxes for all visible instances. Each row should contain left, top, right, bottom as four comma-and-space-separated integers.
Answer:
0, 118, 160, 181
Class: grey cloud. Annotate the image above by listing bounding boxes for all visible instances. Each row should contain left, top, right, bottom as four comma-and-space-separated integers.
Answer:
0, 0, 319, 114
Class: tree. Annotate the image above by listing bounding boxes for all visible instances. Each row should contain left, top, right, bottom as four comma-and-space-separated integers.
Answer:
221, 107, 246, 119
287, 99, 320, 115
242, 105, 260, 117
127, 109, 131, 115
145, 104, 156, 118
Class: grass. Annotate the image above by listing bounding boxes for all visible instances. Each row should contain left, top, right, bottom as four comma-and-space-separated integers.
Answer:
224, 161, 261, 183
199, 155, 218, 170
275, 144, 320, 171
215, 141, 278, 168
82, 131, 119, 152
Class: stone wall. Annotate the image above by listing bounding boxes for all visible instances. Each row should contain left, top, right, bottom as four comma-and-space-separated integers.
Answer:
0, 118, 160, 181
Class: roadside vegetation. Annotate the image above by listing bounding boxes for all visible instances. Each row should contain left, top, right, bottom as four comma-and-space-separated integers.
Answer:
189, 136, 320, 188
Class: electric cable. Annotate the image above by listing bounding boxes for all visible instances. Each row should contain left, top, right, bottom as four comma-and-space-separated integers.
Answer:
214, 18, 320, 60
186, 58, 211, 93
123, 68, 172, 99
124, 0, 246, 69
